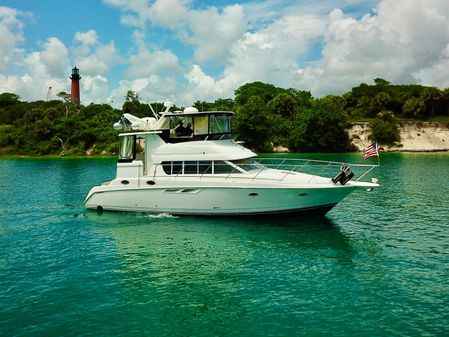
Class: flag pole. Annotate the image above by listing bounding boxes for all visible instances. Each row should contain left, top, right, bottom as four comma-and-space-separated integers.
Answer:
376, 142, 380, 166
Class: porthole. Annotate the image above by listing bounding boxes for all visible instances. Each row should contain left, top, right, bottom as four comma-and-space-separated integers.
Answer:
249, 192, 259, 196
299, 193, 308, 197
121, 180, 129, 185
146, 180, 155, 185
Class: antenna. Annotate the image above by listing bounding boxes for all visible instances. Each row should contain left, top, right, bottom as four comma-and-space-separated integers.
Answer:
149, 104, 159, 120
46, 86, 52, 101
146, 99, 159, 120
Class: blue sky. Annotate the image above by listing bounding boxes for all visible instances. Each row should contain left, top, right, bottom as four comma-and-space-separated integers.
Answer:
1, 0, 449, 107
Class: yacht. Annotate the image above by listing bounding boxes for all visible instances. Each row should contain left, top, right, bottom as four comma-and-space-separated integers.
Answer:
84, 102, 379, 215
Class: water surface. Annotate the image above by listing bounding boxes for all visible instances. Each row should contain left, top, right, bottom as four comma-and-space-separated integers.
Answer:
0, 153, 448, 336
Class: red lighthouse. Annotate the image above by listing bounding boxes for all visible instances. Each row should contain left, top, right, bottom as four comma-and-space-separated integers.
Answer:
70, 66, 81, 104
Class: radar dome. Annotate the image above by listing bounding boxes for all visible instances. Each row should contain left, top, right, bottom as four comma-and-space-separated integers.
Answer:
183, 107, 199, 113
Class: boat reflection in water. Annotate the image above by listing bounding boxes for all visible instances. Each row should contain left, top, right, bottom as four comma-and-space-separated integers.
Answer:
84, 211, 357, 334
84, 102, 379, 216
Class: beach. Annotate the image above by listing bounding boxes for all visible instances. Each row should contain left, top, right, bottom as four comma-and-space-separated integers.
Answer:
350, 122, 449, 152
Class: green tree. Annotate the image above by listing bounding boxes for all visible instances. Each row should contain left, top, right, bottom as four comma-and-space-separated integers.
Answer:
193, 101, 214, 112
0, 92, 20, 106
213, 98, 235, 111
402, 97, 425, 118
233, 96, 273, 152
288, 98, 352, 152
371, 92, 392, 114
122, 90, 140, 114
57, 91, 75, 117
369, 111, 401, 146
420, 87, 442, 116
269, 93, 298, 117
374, 78, 391, 86
234, 82, 281, 106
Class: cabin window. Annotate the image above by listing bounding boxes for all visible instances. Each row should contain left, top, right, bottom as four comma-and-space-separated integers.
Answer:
184, 161, 198, 174
162, 162, 172, 174
172, 161, 183, 175
199, 161, 212, 174
209, 114, 230, 134
118, 135, 135, 162
161, 160, 214, 175
213, 161, 236, 174
160, 160, 247, 175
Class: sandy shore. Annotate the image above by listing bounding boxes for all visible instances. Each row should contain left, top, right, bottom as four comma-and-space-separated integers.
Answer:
349, 122, 449, 152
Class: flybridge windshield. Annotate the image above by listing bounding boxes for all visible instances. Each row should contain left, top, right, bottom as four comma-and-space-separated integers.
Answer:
154, 112, 232, 143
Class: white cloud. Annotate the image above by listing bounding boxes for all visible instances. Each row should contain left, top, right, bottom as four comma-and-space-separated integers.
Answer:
126, 48, 183, 78
38, 37, 69, 78
0, 6, 26, 73
297, 0, 449, 95
82, 75, 110, 103
187, 4, 246, 63
108, 75, 182, 108
73, 41, 118, 76
74, 29, 98, 46
104, 0, 247, 63
173, 0, 449, 101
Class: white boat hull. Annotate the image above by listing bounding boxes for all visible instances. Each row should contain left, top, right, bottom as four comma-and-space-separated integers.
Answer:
84, 184, 363, 215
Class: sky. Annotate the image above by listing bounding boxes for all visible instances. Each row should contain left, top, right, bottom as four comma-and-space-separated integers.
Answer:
1, 0, 449, 107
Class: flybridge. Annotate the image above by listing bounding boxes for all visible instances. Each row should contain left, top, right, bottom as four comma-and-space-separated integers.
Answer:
113, 102, 233, 144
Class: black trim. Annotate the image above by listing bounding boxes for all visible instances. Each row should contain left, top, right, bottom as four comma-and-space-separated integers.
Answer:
86, 202, 337, 217
168, 204, 338, 217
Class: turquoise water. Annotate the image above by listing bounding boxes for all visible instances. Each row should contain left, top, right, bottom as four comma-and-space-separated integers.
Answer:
0, 153, 448, 336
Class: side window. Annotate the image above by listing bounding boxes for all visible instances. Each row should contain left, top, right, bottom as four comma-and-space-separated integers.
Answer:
184, 161, 198, 174
162, 161, 171, 174
118, 135, 135, 162
198, 161, 212, 174
214, 161, 236, 174
172, 161, 183, 175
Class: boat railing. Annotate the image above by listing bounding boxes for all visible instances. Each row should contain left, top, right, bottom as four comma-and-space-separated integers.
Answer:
150, 158, 377, 183
252, 158, 377, 182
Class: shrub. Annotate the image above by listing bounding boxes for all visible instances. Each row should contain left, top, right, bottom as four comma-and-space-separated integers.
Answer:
369, 112, 401, 146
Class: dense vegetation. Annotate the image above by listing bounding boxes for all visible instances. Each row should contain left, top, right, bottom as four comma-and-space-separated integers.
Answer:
1, 78, 448, 155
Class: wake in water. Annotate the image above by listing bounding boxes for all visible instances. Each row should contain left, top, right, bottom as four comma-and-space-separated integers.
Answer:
138, 212, 179, 219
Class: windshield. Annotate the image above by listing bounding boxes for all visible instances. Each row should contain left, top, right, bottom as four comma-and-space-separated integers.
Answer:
230, 159, 264, 172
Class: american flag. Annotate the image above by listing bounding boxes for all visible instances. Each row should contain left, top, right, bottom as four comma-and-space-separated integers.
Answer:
364, 143, 379, 160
